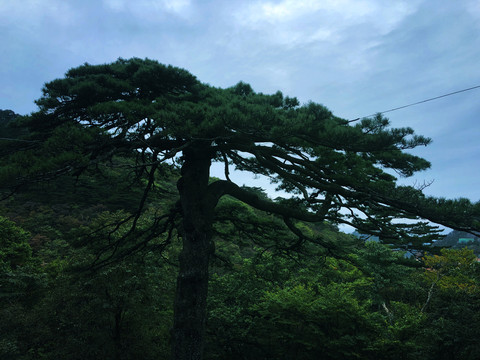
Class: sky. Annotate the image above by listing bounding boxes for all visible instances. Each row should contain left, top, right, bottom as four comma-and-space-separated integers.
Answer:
1, 0, 479, 208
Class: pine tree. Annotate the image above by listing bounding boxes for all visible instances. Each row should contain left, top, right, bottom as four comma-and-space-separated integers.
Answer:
1, 58, 479, 360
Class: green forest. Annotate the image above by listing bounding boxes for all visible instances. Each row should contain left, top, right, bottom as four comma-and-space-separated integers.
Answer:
1, 58, 480, 360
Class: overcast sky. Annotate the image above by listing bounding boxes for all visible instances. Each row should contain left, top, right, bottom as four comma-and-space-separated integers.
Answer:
1, 0, 479, 204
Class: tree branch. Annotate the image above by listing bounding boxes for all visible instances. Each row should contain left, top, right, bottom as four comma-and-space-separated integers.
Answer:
208, 180, 332, 222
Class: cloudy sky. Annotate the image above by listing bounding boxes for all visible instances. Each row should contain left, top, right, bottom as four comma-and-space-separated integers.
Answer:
1, 0, 479, 204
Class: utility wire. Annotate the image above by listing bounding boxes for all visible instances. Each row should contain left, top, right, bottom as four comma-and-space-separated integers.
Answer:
348, 84, 480, 123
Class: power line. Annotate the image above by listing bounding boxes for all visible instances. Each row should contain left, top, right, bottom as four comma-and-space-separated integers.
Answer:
348, 84, 480, 123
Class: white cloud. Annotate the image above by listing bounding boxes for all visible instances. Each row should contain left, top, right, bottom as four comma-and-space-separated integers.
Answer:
244, 0, 370, 23
163, 0, 191, 13
102, 0, 125, 11
465, 0, 480, 21
236, 0, 418, 48
0, 0, 77, 28
102, 0, 192, 18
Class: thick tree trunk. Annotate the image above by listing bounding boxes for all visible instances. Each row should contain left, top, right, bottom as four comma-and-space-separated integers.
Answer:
113, 306, 123, 360
172, 146, 214, 360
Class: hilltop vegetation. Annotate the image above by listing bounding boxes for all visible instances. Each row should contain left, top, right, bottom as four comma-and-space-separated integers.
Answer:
1, 131, 479, 359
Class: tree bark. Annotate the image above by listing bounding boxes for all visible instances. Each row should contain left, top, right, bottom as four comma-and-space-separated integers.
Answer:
172, 145, 215, 360
113, 306, 123, 360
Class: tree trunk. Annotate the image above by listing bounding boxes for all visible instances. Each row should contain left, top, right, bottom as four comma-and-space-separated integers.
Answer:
172, 146, 215, 360
113, 306, 123, 360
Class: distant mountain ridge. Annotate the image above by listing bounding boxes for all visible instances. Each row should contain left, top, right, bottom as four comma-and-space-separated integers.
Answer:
351, 229, 480, 256
433, 230, 479, 248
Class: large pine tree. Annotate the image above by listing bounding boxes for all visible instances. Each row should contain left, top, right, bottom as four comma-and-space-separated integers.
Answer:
1, 58, 479, 360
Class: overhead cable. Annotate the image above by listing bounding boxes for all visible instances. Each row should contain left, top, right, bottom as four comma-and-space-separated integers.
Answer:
348, 84, 480, 123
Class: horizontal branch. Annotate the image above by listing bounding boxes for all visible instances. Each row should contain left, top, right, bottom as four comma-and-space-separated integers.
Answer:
207, 180, 331, 223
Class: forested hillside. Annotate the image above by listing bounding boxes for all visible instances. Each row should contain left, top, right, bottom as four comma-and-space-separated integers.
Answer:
1, 59, 479, 360
1, 121, 479, 359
